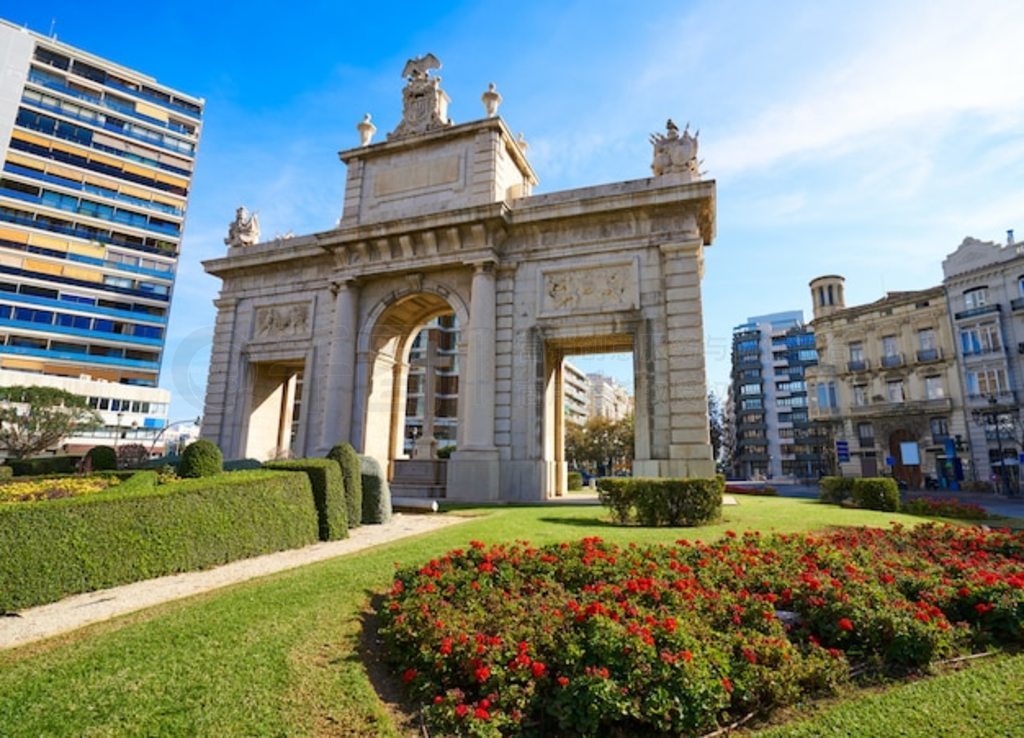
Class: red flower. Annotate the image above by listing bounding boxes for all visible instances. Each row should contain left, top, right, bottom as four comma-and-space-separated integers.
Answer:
838, 618, 854, 632
475, 706, 491, 720
531, 661, 547, 678
975, 602, 994, 615
455, 704, 469, 718
557, 676, 570, 687
475, 665, 491, 683
722, 677, 734, 693
478, 561, 495, 574
402, 668, 417, 683
742, 648, 757, 664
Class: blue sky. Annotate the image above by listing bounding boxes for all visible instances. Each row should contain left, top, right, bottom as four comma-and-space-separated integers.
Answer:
6, 1, 1024, 419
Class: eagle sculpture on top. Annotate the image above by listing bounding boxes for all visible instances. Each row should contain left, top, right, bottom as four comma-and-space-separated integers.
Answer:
402, 53, 441, 81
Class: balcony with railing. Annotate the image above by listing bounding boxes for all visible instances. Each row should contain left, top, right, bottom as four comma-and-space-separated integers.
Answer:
880, 353, 904, 369
846, 359, 870, 373
1011, 297, 1024, 312
916, 347, 942, 363
849, 397, 953, 416
954, 304, 1001, 321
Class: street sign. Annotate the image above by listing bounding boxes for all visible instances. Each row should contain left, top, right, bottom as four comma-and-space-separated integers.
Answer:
835, 440, 850, 463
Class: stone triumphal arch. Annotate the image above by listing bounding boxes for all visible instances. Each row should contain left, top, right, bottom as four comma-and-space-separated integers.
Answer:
201, 57, 717, 502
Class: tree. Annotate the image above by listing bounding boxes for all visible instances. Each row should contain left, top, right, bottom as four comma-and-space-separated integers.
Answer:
0, 386, 102, 459
565, 415, 634, 476
708, 391, 725, 463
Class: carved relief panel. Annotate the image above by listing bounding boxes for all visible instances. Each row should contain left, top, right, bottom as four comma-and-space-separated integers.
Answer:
252, 302, 311, 341
538, 260, 640, 317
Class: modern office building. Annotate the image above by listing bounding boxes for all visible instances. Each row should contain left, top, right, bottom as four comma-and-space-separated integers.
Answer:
563, 360, 589, 426
806, 276, 967, 488
0, 21, 203, 452
942, 233, 1024, 492
730, 311, 826, 480
403, 314, 460, 455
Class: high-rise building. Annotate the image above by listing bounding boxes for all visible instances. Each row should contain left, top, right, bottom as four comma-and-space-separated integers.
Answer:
730, 311, 827, 480
0, 21, 203, 452
562, 360, 589, 426
403, 314, 460, 455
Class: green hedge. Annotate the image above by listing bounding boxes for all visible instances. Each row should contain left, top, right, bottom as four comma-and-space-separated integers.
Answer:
567, 471, 583, 491
819, 476, 855, 504
178, 439, 223, 478
359, 454, 392, 524
596, 477, 723, 527
223, 458, 263, 471
0, 470, 318, 612
852, 477, 901, 512
8, 456, 80, 477
264, 459, 348, 541
327, 443, 362, 529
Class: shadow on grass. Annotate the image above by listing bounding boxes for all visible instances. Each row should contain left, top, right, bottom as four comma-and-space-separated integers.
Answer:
357, 592, 423, 736
536, 516, 617, 528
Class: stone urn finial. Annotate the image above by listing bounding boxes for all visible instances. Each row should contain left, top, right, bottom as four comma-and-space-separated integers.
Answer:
357, 113, 377, 147
481, 82, 502, 118
516, 132, 528, 152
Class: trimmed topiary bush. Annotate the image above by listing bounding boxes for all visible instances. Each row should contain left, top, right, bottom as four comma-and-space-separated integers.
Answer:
0, 470, 318, 611
597, 477, 723, 527
8, 456, 80, 477
86, 445, 117, 471
359, 454, 392, 524
264, 458, 348, 540
852, 477, 900, 512
223, 458, 263, 471
327, 443, 362, 529
0, 465, 12, 480
819, 475, 855, 504
567, 471, 583, 491
177, 439, 223, 478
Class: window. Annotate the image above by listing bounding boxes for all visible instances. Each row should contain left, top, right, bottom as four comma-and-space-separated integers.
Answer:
925, 376, 945, 400
966, 367, 1007, 396
740, 383, 761, 395
960, 323, 1001, 355
849, 342, 864, 362
853, 384, 868, 406
886, 380, 905, 403
882, 335, 899, 357
963, 287, 988, 310
930, 417, 949, 441
1019, 276, 1024, 297
816, 381, 838, 409
741, 398, 763, 410
857, 422, 875, 442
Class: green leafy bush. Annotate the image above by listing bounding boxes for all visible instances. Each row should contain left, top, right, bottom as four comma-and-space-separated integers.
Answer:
359, 454, 392, 524
819, 476, 855, 504
597, 477, 723, 526
0, 465, 12, 480
567, 471, 583, 491
852, 477, 900, 512
264, 458, 348, 540
327, 443, 362, 529
0, 470, 318, 611
223, 458, 263, 471
9, 456, 79, 477
115, 443, 149, 470
85, 445, 117, 471
177, 439, 223, 478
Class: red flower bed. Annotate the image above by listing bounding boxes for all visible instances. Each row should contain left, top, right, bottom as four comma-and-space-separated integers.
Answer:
903, 496, 990, 520
380, 525, 1024, 736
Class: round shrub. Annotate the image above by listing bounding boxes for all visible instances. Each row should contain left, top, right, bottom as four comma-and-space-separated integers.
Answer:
86, 445, 117, 471
327, 443, 362, 529
567, 471, 583, 491
0, 465, 12, 480
116, 443, 150, 470
851, 477, 900, 511
819, 476, 854, 504
177, 439, 223, 478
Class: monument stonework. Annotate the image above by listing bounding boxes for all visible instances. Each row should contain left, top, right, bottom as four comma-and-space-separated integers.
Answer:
201, 57, 717, 501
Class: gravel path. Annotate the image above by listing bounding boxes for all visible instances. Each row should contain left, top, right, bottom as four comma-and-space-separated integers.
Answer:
0, 512, 469, 652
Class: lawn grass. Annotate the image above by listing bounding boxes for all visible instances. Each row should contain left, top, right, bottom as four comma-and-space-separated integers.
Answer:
0, 498, 1020, 736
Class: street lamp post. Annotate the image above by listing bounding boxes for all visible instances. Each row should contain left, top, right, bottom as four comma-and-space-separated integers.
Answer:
988, 396, 1013, 498
149, 417, 202, 456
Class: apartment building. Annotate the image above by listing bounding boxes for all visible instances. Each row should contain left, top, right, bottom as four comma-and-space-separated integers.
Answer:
0, 21, 203, 452
806, 276, 966, 488
730, 311, 826, 480
587, 372, 632, 421
563, 360, 589, 426
942, 233, 1024, 492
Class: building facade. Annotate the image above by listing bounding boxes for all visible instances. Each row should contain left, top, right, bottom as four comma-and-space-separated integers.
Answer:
942, 233, 1024, 492
586, 373, 632, 421
730, 311, 826, 480
806, 276, 967, 488
0, 21, 203, 451
563, 360, 589, 426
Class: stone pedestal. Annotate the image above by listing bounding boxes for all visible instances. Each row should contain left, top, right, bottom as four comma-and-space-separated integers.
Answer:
447, 448, 500, 500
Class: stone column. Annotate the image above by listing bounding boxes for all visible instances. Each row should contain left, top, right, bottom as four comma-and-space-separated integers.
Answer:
319, 278, 359, 452
448, 260, 501, 500
462, 261, 497, 450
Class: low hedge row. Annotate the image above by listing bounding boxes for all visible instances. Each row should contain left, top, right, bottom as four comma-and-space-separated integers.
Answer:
0, 470, 318, 612
819, 476, 900, 511
567, 471, 583, 491
819, 476, 855, 504
8, 456, 80, 477
263, 459, 348, 540
596, 476, 723, 526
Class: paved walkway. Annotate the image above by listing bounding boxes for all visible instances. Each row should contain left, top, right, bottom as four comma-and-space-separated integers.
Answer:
0, 513, 469, 652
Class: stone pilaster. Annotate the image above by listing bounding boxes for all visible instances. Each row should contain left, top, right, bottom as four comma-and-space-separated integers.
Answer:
318, 278, 359, 452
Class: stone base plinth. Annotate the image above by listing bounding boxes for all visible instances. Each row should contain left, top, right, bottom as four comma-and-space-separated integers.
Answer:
446, 449, 500, 501
633, 458, 716, 479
